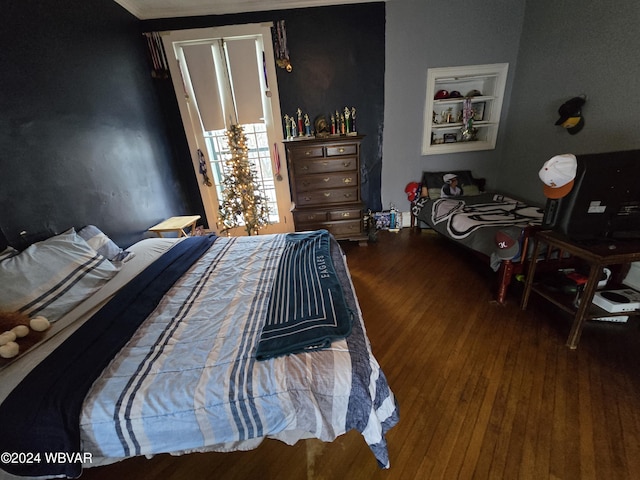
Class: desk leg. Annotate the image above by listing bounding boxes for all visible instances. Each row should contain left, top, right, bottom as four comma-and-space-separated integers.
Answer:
565, 264, 600, 349
520, 237, 542, 310
179, 221, 197, 237
496, 260, 513, 304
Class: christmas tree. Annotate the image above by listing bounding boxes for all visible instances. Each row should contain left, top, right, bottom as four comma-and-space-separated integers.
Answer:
218, 124, 270, 235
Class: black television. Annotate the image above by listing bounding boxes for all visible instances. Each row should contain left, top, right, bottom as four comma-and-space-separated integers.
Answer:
542, 149, 640, 242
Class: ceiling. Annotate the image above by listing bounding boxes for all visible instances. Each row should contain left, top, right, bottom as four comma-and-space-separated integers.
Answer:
113, 0, 374, 20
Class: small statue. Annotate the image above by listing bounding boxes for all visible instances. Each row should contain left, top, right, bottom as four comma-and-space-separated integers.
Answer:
297, 108, 304, 136
351, 107, 357, 133
290, 117, 297, 137
344, 107, 351, 133
330, 114, 336, 135
304, 114, 311, 136
284, 114, 291, 139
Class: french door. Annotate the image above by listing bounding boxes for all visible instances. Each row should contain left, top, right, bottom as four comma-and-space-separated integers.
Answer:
162, 24, 293, 235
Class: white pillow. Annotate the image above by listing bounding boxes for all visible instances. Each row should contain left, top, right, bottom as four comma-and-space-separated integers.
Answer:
78, 225, 134, 264
0, 246, 18, 261
0, 229, 119, 322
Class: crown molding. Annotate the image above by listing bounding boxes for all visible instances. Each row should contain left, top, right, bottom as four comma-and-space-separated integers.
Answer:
114, 0, 377, 20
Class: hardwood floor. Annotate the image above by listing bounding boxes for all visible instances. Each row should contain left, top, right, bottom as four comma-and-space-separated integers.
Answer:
80, 229, 640, 480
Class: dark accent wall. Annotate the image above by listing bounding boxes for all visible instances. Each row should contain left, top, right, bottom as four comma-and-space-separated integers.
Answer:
1, 0, 204, 248
142, 2, 386, 212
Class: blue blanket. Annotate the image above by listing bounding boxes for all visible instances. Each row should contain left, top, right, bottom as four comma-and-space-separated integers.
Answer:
255, 230, 353, 360
0, 235, 217, 478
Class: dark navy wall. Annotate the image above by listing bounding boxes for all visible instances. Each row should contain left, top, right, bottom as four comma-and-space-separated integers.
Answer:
0, 1, 384, 252
143, 2, 386, 211
1, 0, 204, 248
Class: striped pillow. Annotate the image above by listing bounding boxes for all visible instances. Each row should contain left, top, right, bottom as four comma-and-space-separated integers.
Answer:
78, 225, 133, 263
0, 229, 119, 322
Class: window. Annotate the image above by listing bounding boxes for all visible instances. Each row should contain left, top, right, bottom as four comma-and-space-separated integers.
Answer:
203, 123, 279, 224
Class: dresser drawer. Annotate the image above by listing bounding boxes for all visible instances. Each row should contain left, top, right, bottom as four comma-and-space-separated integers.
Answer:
292, 210, 328, 224
328, 208, 361, 221
288, 145, 324, 160
295, 187, 359, 207
296, 173, 358, 191
293, 157, 357, 175
324, 219, 363, 237
294, 218, 362, 239
326, 143, 358, 157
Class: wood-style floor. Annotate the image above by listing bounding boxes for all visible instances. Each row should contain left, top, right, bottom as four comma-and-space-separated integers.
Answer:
80, 229, 640, 480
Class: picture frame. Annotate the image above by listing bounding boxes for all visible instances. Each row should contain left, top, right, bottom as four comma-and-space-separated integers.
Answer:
472, 102, 485, 121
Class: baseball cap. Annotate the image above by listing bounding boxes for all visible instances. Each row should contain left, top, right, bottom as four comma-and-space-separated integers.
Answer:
495, 230, 519, 260
443, 173, 458, 183
538, 154, 577, 198
434, 90, 449, 100
449, 91, 462, 98
555, 96, 586, 135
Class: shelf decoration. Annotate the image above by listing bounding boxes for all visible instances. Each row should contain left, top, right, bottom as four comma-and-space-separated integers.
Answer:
143, 32, 169, 79
218, 125, 270, 236
273, 20, 292, 72
283, 106, 357, 140
555, 95, 586, 135
461, 98, 477, 142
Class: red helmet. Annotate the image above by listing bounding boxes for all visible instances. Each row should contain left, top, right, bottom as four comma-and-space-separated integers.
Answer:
405, 182, 420, 201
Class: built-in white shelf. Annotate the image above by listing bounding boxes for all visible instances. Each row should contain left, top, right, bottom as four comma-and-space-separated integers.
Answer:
422, 63, 509, 155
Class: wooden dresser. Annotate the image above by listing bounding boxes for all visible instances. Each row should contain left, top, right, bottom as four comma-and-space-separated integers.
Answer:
284, 135, 367, 245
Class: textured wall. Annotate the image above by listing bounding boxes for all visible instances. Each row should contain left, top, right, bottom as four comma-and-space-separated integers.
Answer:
1, 0, 204, 248
498, 0, 640, 206
382, 0, 526, 211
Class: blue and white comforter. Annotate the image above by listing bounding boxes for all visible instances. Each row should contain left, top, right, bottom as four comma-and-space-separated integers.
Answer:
80, 233, 398, 470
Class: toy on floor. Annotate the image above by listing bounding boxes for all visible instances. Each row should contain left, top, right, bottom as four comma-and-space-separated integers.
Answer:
0, 311, 50, 360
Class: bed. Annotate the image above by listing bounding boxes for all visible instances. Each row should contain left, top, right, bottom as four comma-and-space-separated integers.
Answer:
0, 227, 398, 479
413, 170, 544, 303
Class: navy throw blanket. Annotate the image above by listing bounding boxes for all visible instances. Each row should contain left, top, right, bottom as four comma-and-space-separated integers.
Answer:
0, 235, 217, 478
255, 230, 353, 360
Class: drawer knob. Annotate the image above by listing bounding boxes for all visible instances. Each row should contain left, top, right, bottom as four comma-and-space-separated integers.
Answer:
303, 196, 312, 201
342, 161, 351, 167
305, 150, 312, 156
324, 192, 331, 197
342, 212, 351, 218
344, 193, 352, 198
302, 181, 310, 187
323, 177, 330, 182
343, 177, 352, 184
302, 165, 309, 170
338, 147, 345, 153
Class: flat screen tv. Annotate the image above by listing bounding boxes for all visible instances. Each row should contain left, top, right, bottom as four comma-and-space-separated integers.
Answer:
542, 149, 640, 242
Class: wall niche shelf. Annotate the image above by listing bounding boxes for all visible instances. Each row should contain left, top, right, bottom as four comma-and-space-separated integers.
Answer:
422, 63, 508, 155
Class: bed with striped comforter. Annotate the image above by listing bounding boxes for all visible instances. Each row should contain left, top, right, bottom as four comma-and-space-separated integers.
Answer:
0, 231, 398, 478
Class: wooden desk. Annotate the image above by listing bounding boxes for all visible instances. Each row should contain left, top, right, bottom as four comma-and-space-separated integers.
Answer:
521, 230, 640, 349
148, 215, 201, 238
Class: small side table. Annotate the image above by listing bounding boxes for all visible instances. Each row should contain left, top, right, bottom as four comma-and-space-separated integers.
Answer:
521, 230, 640, 349
148, 215, 201, 238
